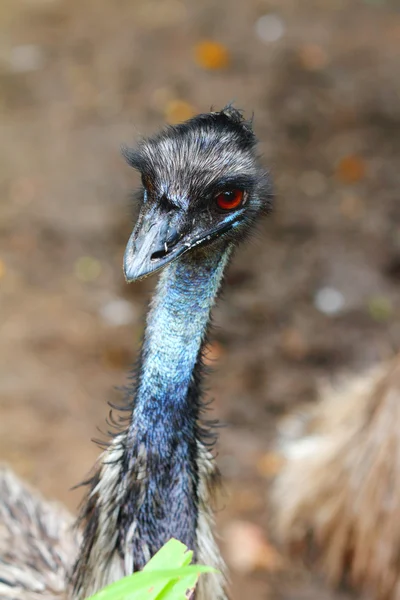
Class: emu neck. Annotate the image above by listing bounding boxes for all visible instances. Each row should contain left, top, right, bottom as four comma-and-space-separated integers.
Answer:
73, 245, 231, 598
123, 244, 230, 565
133, 246, 229, 435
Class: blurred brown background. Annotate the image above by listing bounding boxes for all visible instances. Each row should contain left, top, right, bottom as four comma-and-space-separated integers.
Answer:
0, 0, 399, 598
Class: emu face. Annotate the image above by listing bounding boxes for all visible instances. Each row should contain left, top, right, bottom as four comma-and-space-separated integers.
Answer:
123, 107, 271, 281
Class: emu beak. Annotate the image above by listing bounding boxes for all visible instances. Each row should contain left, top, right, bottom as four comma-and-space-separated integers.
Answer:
123, 207, 186, 282
124, 201, 242, 282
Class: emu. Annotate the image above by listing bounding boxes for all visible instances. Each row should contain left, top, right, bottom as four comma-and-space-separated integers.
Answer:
0, 106, 272, 600
273, 352, 400, 600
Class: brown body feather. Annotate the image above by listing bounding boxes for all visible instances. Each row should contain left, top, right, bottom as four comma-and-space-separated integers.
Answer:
272, 354, 400, 599
0, 467, 79, 600
0, 452, 224, 600
72, 437, 227, 600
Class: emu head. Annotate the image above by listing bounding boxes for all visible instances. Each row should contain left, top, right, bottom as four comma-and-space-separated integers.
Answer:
123, 106, 272, 281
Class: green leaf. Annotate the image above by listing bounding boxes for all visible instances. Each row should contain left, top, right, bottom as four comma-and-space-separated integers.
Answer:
86, 539, 218, 600
87, 567, 215, 600
143, 539, 193, 572
140, 539, 194, 598
161, 571, 199, 599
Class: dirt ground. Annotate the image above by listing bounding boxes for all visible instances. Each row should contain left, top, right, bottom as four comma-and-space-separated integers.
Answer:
0, 0, 399, 598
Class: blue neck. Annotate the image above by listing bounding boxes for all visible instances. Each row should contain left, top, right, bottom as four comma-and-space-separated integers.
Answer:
119, 244, 231, 566
133, 246, 230, 433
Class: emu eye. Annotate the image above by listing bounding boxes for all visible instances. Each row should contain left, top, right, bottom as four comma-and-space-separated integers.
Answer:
215, 189, 245, 211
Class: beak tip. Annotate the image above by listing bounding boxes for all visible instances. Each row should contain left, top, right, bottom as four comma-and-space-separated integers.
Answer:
123, 263, 139, 284
123, 270, 133, 284
123, 249, 152, 283
123, 248, 138, 283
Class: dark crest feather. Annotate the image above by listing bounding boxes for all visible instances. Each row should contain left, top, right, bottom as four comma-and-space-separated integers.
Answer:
122, 105, 256, 172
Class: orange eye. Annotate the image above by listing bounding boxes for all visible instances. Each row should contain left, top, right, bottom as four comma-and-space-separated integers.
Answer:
215, 189, 244, 211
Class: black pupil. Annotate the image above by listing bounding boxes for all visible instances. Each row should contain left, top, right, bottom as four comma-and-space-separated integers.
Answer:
224, 191, 236, 202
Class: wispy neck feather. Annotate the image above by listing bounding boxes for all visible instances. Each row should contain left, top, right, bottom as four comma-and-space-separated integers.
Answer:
73, 244, 231, 599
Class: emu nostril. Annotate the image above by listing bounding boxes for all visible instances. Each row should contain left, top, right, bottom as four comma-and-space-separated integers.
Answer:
151, 226, 183, 261
151, 249, 167, 260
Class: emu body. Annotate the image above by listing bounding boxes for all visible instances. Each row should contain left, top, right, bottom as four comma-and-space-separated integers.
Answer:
273, 353, 400, 600
0, 467, 79, 600
0, 107, 272, 600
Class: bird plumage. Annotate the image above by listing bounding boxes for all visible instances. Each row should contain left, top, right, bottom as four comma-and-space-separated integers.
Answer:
74, 107, 271, 598
0, 107, 272, 600
272, 353, 400, 600
0, 467, 79, 600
